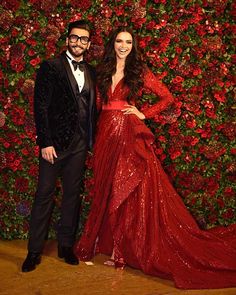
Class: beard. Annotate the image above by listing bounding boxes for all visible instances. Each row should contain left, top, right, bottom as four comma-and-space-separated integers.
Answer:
67, 43, 87, 59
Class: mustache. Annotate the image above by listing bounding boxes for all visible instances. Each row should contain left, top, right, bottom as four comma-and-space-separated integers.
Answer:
72, 45, 84, 50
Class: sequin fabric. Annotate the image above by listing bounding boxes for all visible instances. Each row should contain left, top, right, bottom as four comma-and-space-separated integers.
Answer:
76, 69, 236, 289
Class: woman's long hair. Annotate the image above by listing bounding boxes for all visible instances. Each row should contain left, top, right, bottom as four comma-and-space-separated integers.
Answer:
97, 27, 144, 103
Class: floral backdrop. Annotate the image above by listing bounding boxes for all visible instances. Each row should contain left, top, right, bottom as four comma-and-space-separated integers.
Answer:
0, 0, 235, 240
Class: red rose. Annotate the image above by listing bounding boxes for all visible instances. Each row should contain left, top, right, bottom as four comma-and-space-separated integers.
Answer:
172, 76, 184, 84
10, 106, 25, 126
101, 7, 113, 18
169, 149, 182, 160
10, 59, 25, 73
193, 68, 202, 76
21, 148, 29, 156
230, 148, 236, 155
222, 209, 234, 219
157, 37, 170, 53
85, 154, 94, 170
158, 135, 167, 143
11, 27, 20, 37
1, 0, 21, 11
206, 109, 217, 119
13, 160, 20, 167
154, 0, 166, 3
168, 123, 181, 136
224, 187, 235, 198
10, 43, 26, 60
146, 20, 157, 30
3, 142, 10, 148
184, 154, 193, 163
28, 49, 36, 57
159, 154, 166, 162
186, 119, 196, 129
34, 146, 40, 156
28, 164, 38, 177
208, 214, 217, 224
30, 57, 41, 67
203, 100, 214, 109
220, 122, 236, 140
5, 151, 23, 171
169, 57, 178, 70
154, 147, 164, 155
138, 36, 151, 48
190, 173, 205, 192
29, 0, 38, 4
15, 177, 29, 193
26, 39, 37, 46
70, 0, 91, 9
214, 92, 226, 102
162, 57, 169, 63
114, 6, 125, 16
185, 136, 199, 146
216, 198, 225, 209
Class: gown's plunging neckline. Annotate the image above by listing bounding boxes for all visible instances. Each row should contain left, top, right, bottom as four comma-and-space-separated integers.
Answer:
111, 77, 124, 95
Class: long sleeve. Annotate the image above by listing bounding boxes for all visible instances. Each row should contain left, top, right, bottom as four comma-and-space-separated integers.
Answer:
142, 69, 174, 119
34, 61, 56, 148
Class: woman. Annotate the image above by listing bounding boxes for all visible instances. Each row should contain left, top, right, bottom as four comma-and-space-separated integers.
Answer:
76, 27, 236, 289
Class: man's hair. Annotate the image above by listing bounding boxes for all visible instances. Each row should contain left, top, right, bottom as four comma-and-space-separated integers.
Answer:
67, 20, 91, 37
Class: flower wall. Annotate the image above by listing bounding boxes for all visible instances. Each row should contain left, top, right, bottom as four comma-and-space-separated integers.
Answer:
0, 0, 235, 239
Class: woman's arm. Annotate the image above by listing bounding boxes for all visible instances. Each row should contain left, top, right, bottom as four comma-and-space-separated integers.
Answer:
142, 68, 174, 119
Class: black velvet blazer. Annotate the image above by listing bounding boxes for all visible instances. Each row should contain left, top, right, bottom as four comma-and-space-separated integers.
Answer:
34, 51, 96, 152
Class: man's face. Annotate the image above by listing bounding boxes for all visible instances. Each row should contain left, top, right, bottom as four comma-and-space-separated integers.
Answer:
66, 28, 90, 60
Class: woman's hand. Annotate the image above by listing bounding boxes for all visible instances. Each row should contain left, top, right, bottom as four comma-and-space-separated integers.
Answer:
121, 104, 146, 120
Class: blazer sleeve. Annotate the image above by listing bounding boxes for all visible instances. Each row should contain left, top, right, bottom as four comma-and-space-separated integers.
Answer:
34, 61, 57, 148
142, 68, 174, 119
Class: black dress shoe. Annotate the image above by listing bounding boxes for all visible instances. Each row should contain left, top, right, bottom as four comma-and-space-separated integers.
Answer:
58, 245, 79, 265
22, 252, 41, 272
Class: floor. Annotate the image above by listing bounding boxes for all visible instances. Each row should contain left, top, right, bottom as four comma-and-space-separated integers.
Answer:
0, 240, 235, 295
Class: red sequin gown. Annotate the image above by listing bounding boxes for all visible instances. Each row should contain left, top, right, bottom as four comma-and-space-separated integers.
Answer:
76, 69, 236, 289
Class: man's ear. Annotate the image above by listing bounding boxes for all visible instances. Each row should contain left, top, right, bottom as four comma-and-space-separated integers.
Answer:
66, 38, 69, 47
87, 41, 91, 50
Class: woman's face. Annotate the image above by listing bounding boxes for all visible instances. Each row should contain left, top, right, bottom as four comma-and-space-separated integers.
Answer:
114, 31, 133, 60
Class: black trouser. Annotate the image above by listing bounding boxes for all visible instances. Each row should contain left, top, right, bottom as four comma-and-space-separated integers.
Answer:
28, 140, 87, 253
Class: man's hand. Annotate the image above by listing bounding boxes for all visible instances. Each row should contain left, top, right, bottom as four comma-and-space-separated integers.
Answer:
41, 146, 57, 164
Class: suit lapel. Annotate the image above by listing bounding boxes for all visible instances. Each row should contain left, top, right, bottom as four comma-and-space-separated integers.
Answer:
84, 64, 95, 112
61, 52, 78, 100
84, 64, 96, 148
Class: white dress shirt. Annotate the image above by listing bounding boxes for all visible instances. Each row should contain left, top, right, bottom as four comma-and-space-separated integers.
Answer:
66, 50, 85, 92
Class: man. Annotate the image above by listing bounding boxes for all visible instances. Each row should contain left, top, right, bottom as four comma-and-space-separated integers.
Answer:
22, 20, 96, 272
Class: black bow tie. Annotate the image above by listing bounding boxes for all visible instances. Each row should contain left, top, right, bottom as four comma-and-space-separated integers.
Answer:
72, 60, 86, 72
